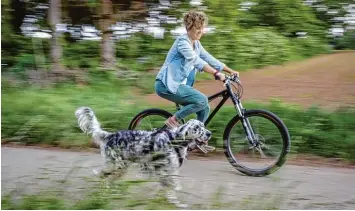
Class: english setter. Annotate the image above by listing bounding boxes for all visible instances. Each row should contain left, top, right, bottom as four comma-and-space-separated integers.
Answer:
75, 106, 211, 208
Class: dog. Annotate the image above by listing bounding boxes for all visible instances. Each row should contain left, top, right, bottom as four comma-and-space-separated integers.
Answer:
74, 106, 212, 208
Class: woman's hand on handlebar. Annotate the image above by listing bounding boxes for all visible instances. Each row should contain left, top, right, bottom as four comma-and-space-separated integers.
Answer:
230, 70, 240, 78
215, 72, 226, 81
222, 66, 239, 78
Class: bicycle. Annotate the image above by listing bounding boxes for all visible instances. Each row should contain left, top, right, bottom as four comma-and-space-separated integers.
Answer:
128, 75, 291, 176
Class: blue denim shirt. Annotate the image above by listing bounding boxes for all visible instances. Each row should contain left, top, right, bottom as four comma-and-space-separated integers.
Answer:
156, 34, 225, 94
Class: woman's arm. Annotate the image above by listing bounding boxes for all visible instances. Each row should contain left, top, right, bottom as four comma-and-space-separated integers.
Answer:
199, 43, 225, 72
223, 65, 239, 77
201, 64, 226, 81
200, 43, 239, 77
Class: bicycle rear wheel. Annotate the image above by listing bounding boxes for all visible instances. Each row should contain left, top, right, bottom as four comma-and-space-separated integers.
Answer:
128, 108, 187, 167
223, 109, 290, 176
128, 108, 173, 131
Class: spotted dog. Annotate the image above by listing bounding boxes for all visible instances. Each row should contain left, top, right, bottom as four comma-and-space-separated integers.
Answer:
75, 106, 211, 208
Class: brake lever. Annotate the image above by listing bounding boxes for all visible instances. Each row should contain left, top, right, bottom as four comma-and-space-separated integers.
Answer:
232, 75, 241, 84
223, 78, 230, 87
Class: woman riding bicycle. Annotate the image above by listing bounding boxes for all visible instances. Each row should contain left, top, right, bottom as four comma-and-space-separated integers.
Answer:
155, 10, 239, 152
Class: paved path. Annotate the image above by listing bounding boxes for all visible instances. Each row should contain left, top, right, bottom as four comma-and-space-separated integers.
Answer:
2, 147, 355, 209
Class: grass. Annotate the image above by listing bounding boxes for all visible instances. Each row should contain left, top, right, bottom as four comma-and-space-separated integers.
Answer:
203, 99, 355, 162
1, 180, 177, 210
2, 176, 244, 210
1, 73, 149, 148
1, 180, 285, 210
2, 75, 355, 162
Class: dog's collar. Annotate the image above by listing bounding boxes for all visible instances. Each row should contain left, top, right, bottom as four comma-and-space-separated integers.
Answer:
152, 128, 176, 140
165, 130, 175, 140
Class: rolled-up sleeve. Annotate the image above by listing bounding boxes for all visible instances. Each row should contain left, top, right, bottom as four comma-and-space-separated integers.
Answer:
199, 43, 225, 72
177, 39, 208, 72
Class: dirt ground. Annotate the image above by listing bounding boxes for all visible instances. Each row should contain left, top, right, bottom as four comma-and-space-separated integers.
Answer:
144, 51, 355, 109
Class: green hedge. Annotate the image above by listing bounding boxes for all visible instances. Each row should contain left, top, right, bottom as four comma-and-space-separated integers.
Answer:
63, 40, 100, 69
2, 28, 332, 73
333, 30, 355, 50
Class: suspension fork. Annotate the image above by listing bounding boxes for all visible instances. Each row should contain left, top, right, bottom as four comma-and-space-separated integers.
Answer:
226, 84, 258, 146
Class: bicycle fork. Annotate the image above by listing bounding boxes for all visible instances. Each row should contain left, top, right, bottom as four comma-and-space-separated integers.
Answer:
236, 104, 258, 147
229, 89, 258, 147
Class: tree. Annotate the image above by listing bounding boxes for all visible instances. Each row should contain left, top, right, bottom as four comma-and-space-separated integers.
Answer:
98, 0, 116, 69
63, 0, 147, 70
310, 0, 354, 28
239, 0, 325, 37
205, 0, 239, 28
49, 0, 64, 73
1, 0, 15, 66
97, 0, 147, 70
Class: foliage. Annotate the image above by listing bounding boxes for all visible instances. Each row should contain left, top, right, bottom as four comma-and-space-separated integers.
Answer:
2, 35, 51, 73
206, 100, 355, 162
1, 74, 138, 148
2, 0, 344, 73
333, 30, 355, 50
2, 80, 355, 162
1, 0, 355, 163
116, 33, 174, 58
310, 0, 354, 28
1, 194, 66, 210
1, 180, 177, 210
203, 27, 293, 70
63, 40, 100, 69
290, 36, 331, 58
204, 0, 240, 27
238, 0, 326, 37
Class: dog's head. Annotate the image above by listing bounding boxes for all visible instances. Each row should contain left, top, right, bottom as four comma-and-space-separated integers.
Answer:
177, 119, 212, 142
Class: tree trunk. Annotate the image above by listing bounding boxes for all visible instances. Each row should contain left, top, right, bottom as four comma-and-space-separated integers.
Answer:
49, 0, 64, 73
100, 0, 116, 70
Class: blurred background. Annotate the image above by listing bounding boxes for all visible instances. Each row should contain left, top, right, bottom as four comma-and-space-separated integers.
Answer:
2, 0, 355, 209
1, 0, 355, 156
2, 0, 355, 159
2, 0, 355, 74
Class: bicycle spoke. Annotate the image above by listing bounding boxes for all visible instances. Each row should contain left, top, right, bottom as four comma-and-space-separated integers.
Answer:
255, 145, 267, 159
226, 113, 285, 170
133, 113, 169, 131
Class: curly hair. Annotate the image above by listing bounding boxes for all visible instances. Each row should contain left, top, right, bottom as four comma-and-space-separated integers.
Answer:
183, 10, 208, 31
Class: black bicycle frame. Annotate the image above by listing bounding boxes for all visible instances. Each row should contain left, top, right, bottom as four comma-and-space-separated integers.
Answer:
174, 80, 258, 146
203, 83, 258, 146
204, 89, 230, 127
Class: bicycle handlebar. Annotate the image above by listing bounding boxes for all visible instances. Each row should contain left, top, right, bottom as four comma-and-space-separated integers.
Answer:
221, 74, 241, 85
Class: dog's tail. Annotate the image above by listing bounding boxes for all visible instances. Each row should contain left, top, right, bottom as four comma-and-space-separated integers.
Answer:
75, 107, 109, 144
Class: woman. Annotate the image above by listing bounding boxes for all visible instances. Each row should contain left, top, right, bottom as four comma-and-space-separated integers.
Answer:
155, 10, 239, 151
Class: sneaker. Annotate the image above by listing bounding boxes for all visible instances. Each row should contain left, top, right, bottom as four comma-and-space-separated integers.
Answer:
165, 116, 180, 128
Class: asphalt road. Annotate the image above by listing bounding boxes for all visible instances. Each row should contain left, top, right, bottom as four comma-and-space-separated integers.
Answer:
1, 147, 355, 209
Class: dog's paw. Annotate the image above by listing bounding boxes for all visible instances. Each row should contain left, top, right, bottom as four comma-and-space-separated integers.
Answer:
174, 183, 182, 191
177, 203, 189, 209
166, 190, 188, 209
92, 169, 101, 176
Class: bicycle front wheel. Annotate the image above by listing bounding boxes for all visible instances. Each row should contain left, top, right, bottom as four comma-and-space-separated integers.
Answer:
223, 109, 290, 176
